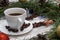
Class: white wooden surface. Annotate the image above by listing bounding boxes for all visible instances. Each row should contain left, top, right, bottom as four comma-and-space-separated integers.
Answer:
9, 25, 53, 40
0, 17, 53, 40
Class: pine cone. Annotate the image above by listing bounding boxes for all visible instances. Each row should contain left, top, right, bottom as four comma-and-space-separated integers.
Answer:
0, 0, 9, 7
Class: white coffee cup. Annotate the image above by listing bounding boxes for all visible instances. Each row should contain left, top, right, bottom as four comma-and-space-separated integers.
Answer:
4, 8, 27, 29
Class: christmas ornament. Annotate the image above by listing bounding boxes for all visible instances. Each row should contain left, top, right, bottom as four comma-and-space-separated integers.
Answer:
0, 32, 9, 40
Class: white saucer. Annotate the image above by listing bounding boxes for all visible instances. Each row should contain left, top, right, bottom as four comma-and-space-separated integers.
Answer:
0, 20, 33, 35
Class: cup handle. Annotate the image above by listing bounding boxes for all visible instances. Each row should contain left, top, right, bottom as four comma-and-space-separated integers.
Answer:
18, 18, 23, 28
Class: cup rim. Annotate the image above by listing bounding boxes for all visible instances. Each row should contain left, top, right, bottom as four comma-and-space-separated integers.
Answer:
4, 7, 26, 17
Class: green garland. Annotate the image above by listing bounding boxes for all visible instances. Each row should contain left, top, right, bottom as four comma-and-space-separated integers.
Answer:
0, 0, 60, 20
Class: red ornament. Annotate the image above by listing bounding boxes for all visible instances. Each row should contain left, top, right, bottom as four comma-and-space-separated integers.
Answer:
0, 32, 9, 40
